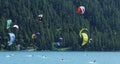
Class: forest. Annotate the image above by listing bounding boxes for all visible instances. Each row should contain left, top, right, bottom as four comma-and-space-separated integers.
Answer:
0, 0, 120, 51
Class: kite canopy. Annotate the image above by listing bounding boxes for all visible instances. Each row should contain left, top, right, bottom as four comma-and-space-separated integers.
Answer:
77, 6, 85, 14
81, 33, 88, 46
79, 28, 88, 37
32, 33, 40, 39
38, 14, 43, 17
13, 25, 19, 29
79, 28, 88, 46
8, 33, 15, 46
6, 19, 12, 29
32, 34, 36, 39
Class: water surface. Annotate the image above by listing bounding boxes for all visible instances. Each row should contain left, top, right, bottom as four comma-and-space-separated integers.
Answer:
0, 51, 119, 64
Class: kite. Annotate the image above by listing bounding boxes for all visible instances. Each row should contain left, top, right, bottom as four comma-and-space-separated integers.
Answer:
6, 19, 12, 29
32, 32, 40, 39
77, 6, 85, 14
13, 25, 19, 29
38, 14, 43, 22
8, 33, 15, 46
79, 28, 88, 46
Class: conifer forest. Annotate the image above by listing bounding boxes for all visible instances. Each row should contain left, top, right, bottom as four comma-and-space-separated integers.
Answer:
0, 0, 120, 51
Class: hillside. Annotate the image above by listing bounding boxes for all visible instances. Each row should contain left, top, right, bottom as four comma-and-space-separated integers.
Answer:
0, 0, 120, 51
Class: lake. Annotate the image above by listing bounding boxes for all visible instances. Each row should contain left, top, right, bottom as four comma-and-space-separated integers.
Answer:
0, 51, 119, 64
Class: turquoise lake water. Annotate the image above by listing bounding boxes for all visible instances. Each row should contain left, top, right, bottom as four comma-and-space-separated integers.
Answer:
0, 52, 119, 64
